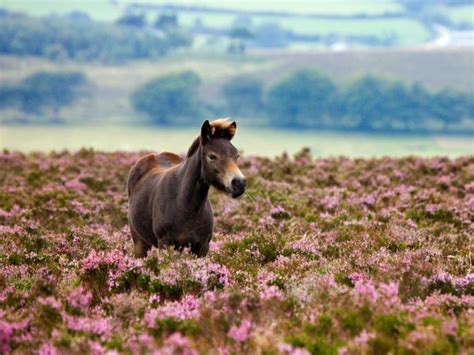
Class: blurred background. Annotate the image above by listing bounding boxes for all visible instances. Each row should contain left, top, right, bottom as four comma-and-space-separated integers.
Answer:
0, 0, 473, 157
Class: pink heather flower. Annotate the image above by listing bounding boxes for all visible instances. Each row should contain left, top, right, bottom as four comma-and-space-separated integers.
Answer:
259, 215, 275, 226
160, 332, 197, 355
393, 170, 404, 179
289, 236, 320, 256
466, 197, 474, 210
69, 200, 88, 215
353, 279, 378, 304
322, 195, 339, 210
67, 287, 93, 311
65, 179, 87, 191
38, 342, 58, 355
465, 181, 474, 192
376, 175, 390, 186
89, 341, 106, 355
442, 320, 457, 336
0, 225, 24, 235
63, 314, 113, 336
425, 204, 438, 214
81, 249, 141, 290
438, 175, 451, 187
0, 205, 23, 219
278, 343, 310, 355
260, 285, 284, 302
379, 282, 400, 308
228, 319, 252, 343
38, 296, 61, 310
354, 330, 375, 345
362, 194, 376, 207
145, 295, 200, 327
0, 320, 13, 354
149, 294, 160, 305
271, 205, 287, 218
167, 333, 190, 347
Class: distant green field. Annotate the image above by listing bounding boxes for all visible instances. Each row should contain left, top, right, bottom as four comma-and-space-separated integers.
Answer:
179, 12, 430, 45
1, 125, 472, 158
445, 5, 474, 26
0, 0, 404, 19
134, 0, 403, 15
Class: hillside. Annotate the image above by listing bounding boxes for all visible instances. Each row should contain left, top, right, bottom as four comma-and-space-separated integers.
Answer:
0, 150, 472, 353
1, 49, 473, 126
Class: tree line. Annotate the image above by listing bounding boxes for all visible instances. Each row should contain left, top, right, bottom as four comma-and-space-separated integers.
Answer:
1, 68, 472, 132
131, 69, 474, 132
0, 10, 191, 62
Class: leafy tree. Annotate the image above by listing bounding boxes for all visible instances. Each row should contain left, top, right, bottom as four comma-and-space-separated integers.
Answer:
253, 22, 287, 48
343, 75, 399, 130
221, 76, 263, 116
227, 26, 254, 54
0, 11, 192, 63
131, 71, 203, 125
154, 14, 178, 30
19, 71, 88, 119
430, 89, 470, 124
266, 69, 337, 127
116, 13, 146, 28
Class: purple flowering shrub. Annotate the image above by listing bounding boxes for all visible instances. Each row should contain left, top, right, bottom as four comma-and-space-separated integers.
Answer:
0, 148, 473, 354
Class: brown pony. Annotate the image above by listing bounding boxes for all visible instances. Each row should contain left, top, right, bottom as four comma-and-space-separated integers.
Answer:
127, 119, 246, 257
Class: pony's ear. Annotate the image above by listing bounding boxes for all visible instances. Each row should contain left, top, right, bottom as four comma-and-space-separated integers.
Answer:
227, 121, 237, 140
201, 120, 212, 143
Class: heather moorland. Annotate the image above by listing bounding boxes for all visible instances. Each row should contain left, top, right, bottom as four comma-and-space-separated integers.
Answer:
0, 149, 473, 353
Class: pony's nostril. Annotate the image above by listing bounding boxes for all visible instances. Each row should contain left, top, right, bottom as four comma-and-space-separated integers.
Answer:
231, 178, 245, 191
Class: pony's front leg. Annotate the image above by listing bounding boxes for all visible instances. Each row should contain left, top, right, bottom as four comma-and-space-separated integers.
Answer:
131, 227, 152, 258
196, 241, 210, 257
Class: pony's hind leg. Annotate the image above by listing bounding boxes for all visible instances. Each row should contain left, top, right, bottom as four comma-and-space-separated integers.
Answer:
131, 227, 151, 258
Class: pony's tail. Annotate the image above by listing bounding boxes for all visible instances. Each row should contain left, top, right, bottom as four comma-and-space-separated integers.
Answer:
127, 153, 159, 196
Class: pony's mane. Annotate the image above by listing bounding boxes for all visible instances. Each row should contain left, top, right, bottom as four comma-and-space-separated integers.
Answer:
186, 118, 237, 157
186, 137, 201, 157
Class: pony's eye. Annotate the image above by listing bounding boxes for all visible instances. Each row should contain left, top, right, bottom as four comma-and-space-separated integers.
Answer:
208, 153, 217, 161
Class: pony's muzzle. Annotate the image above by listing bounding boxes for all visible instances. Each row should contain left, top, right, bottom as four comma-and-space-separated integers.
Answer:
231, 177, 247, 198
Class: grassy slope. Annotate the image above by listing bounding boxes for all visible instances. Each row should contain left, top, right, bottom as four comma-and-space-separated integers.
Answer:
2, 125, 474, 157
1, 0, 403, 20
0, 150, 472, 353
444, 4, 474, 25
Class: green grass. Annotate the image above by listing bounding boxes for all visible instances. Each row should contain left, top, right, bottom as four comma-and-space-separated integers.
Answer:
179, 12, 430, 45
254, 17, 430, 44
0, 0, 404, 20
124, 0, 404, 16
445, 5, 474, 26
1, 125, 473, 158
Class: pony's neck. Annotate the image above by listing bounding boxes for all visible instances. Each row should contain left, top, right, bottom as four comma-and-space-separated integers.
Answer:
179, 141, 209, 211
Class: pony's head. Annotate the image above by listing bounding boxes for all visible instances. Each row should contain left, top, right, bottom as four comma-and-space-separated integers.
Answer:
199, 118, 246, 198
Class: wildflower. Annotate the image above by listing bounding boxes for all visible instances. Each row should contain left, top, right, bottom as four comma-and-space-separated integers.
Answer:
65, 179, 87, 191
0, 321, 13, 354
228, 319, 252, 343
67, 286, 93, 311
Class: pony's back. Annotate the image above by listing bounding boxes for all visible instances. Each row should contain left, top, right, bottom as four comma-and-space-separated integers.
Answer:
127, 152, 182, 196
